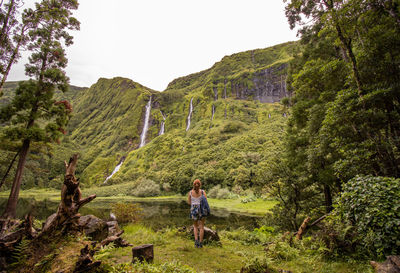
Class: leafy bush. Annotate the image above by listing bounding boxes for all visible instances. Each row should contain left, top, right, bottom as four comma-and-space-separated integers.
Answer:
131, 178, 161, 197
111, 202, 143, 224
207, 185, 237, 199
334, 175, 400, 258
162, 182, 172, 192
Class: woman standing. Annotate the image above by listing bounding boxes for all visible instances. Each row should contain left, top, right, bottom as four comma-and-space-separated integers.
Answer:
187, 179, 207, 248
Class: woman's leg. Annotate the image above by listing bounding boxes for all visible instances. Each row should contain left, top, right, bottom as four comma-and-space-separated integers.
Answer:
199, 218, 206, 244
193, 220, 199, 242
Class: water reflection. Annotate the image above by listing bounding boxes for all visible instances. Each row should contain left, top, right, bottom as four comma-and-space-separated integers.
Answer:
0, 198, 260, 230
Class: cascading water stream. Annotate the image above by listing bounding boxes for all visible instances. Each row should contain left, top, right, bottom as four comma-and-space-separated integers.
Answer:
104, 96, 152, 183
139, 96, 152, 148
159, 110, 166, 135
104, 157, 125, 183
186, 97, 193, 131
209, 105, 216, 129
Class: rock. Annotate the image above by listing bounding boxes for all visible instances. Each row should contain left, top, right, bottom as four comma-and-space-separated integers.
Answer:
78, 215, 108, 242
106, 221, 120, 236
371, 256, 400, 273
223, 63, 289, 103
43, 213, 57, 232
132, 244, 154, 263
189, 226, 220, 242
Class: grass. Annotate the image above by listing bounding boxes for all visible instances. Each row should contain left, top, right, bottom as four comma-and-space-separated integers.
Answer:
96, 223, 374, 273
98, 223, 264, 273
208, 198, 278, 216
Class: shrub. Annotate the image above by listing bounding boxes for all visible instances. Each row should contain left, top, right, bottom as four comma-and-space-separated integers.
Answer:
207, 185, 221, 198
216, 188, 231, 199
131, 178, 161, 197
207, 185, 236, 199
162, 182, 172, 192
334, 175, 400, 258
111, 202, 143, 224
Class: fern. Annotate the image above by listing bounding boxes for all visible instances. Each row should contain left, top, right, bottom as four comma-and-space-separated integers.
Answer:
8, 238, 30, 268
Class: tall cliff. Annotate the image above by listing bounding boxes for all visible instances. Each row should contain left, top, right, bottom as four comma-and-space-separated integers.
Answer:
0, 41, 299, 190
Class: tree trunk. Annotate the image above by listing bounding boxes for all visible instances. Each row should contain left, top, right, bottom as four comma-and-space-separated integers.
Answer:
324, 185, 333, 213
2, 139, 30, 219
0, 33, 24, 90
0, 0, 15, 44
0, 150, 19, 189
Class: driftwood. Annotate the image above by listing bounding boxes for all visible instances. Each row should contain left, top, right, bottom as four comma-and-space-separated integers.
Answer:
132, 244, 154, 263
74, 244, 101, 273
98, 230, 132, 248
0, 154, 133, 271
42, 154, 96, 234
0, 214, 37, 253
370, 256, 400, 273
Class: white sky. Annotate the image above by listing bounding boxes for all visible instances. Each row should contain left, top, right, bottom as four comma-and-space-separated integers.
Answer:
8, 0, 298, 91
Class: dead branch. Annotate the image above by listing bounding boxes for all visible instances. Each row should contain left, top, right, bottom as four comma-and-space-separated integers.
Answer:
296, 217, 311, 240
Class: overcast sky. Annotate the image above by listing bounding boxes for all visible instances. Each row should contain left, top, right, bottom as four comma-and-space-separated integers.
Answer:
8, 0, 298, 91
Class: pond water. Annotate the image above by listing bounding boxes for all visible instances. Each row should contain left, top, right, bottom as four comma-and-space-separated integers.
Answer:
0, 198, 261, 231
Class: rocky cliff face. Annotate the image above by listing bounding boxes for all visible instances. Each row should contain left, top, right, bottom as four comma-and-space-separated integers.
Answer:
230, 63, 289, 103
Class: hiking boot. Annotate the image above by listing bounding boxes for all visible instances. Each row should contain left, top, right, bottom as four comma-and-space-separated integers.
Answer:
195, 240, 199, 248
199, 242, 203, 248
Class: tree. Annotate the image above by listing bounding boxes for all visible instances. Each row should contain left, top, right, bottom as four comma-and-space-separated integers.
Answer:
0, 0, 35, 93
276, 0, 400, 230
0, 0, 79, 219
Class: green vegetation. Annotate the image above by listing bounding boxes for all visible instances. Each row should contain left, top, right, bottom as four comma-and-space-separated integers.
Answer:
1, 0, 398, 269
334, 176, 400, 258
95, 223, 372, 273
111, 202, 143, 224
270, 0, 400, 261
1, 42, 293, 192
0, 0, 80, 218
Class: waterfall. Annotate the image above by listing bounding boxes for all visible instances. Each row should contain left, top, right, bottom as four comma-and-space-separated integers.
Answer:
213, 87, 218, 101
104, 96, 152, 184
186, 97, 193, 131
209, 105, 216, 129
139, 96, 152, 148
104, 157, 125, 183
159, 110, 166, 135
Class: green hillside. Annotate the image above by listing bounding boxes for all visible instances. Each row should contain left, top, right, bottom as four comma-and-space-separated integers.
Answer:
0, 41, 298, 192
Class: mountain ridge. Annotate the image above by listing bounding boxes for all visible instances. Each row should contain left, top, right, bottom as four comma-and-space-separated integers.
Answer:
0, 41, 298, 192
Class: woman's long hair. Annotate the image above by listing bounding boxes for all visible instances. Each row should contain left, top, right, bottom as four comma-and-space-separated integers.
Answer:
193, 179, 201, 194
